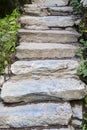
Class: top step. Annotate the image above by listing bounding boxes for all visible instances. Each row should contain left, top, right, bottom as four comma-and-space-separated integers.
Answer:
32, 0, 69, 7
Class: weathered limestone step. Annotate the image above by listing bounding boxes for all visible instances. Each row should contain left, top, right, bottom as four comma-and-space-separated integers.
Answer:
32, 0, 69, 7
20, 16, 75, 28
1, 77, 86, 103
18, 29, 80, 43
16, 43, 79, 59
0, 102, 72, 128
11, 60, 78, 79
24, 4, 73, 16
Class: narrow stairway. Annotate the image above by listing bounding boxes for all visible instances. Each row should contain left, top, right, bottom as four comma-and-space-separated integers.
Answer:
0, 0, 87, 129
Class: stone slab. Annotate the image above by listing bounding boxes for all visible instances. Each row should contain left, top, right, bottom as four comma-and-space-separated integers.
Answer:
32, 0, 69, 7
24, 4, 73, 16
81, 0, 87, 7
20, 16, 75, 28
42, 128, 72, 130
72, 104, 83, 119
1, 77, 86, 103
16, 43, 79, 59
31, 128, 75, 130
11, 60, 78, 79
0, 102, 72, 128
0, 76, 4, 87
72, 120, 82, 127
18, 29, 80, 43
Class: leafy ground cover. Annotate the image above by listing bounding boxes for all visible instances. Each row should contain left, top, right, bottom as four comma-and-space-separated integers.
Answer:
0, 9, 20, 74
71, 0, 87, 129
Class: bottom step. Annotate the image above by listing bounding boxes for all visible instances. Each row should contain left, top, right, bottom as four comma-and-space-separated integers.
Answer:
0, 102, 72, 128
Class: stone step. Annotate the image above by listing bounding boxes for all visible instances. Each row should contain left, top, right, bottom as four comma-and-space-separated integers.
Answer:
32, 0, 69, 7
24, 4, 73, 16
0, 102, 72, 128
11, 60, 78, 79
16, 43, 79, 59
20, 16, 75, 28
18, 29, 80, 43
1, 76, 86, 103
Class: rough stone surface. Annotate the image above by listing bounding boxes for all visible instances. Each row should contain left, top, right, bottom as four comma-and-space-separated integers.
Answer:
1, 77, 86, 103
72, 120, 82, 127
0, 102, 72, 128
25, 25, 49, 30
81, 0, 87, 7
16, 43, 79, 59
11, 60, 79, 79
42, 128, 73, 130
24, 4, 73, 16
18, 29, 80, 43
20, 16, 75, 28
0, 76, 4, 87
32, 0, 69, 7
72, 105, 83, 119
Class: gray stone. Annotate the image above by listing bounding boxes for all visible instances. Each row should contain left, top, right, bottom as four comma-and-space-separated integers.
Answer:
72, 105, 83, 119
1, 77, 86, 103
24, 25, 49, 30
75, 19, 81, 26
0, 102, 72, 128
0, 76, 4, 87
24, 4, 73, 16
18, 29, 80, 43
32, 0, 69, 7
81, 0, 87, 7
68, 126, 75, 130
43, 128, 71, 130
72, 119, 82, 127
31, 126, 75, 130
65, 27, 75, 31
16, 43, 79, 59
11, 60, 79, 79
20, 16, 75, 28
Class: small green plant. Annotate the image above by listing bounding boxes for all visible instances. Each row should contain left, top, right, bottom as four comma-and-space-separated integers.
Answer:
77, 60, 87, 77
70, 0, 83, 14
0, 9, 20, 74
77, 39, 87, 59
80, 23, 87, 33
82, 124, 87, 130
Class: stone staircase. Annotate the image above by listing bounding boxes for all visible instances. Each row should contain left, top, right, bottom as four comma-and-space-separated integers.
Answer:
0, 0, 87, 129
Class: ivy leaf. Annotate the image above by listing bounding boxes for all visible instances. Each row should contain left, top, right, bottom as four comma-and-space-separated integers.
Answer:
83, 69, 87, 77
